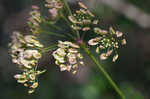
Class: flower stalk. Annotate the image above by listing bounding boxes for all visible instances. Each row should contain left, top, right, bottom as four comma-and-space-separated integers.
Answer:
81, 43, 126, 99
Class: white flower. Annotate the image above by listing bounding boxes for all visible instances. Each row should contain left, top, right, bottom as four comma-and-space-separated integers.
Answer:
32, 5, 39, 10
10, 31, 44, 93
31, 82, 38, 89
24, 35, 36, 43
67, 53, 76, 59
121, 39, 126, 45
77, 53, 83, 59
68, 16, 77, 23
100, 53, 108, 60
56, 48, 66, 56
14, 74, 24, 79
17, 79, 28, 83
94, 27, 108, 35
28, 89, 34, 94
68, 57, 77, 65
82, 27, 90, 31
49, 8, 58, 19
53, 51, 65, 63
53, 41, 84, 74
19, 58, 32, 69
29, 74, 36, 80
32, 50, 41, 59
93, 20, 99, 24
60, 64, 67, 71
106, 50, 113, 57
113, 54, 118, 62
116, 31, 123, 37
78, 2, 87, 9
96, 47, 100, 53
24, 50, 34, 59
68, 48, 78, 53
88, 37, 101, 45
82, 20, 91, 24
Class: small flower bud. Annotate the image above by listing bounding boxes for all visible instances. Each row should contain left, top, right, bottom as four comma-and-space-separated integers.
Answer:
31, 82, 38, 89
116, 31, 123, 37
100, 53, 108, 60
94, 28, 108, 35
78, 2, 87, 9
88, 37, 101, 45
28, 89, 34, 94
113, 54, 118, 62
121, 39, 126, 45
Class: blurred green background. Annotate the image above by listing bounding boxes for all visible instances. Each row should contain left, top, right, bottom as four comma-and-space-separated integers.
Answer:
0, 0, 150, 99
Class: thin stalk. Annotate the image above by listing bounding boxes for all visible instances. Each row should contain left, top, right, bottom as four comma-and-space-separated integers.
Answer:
61, 14, 71, 26
43, 44, 57, 53
61, 0, 80, 39
61, 0, 72, 16
81, 43, 126, 99
44, 30, 75, 40
44, 21, 63, 31
41, 30, 66, 38
81, 31, 86, 40
65, 33, 76, 40
60, 15, 77, 40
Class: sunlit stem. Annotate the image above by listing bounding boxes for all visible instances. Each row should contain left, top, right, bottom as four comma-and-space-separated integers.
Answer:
81, 43, 126, 99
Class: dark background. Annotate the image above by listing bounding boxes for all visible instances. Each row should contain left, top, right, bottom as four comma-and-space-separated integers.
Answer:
0, 0, 150, 99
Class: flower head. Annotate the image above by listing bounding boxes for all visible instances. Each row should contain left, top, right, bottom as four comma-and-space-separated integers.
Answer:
9, 31, 45, 93
45, 0, 63, 20
53, 41, 84, 74
88, 27, 126, 62
68, 2, 98, 32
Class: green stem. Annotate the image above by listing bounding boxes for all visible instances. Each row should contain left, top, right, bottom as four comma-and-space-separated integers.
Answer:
62, 0, 72, 16
65, 33, 76, 40
61, 14, 71, 26
81, 31, 86, 40
43, 44, 57, 53
81, 44, 126, 99
44, 21, 63, 31
41, 31, 66, 38
61, 0, 80, 39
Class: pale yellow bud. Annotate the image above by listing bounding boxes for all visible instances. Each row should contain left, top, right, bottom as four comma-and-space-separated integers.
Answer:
31, 82, 38, 89
100, 53, 108, 60
113, 54, 118, 62
88, 37, 101, 45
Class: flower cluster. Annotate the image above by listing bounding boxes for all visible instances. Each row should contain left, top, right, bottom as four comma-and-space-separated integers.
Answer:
9, 0, 127, 95
88, 27, 126, 62
52, 41, 84, 74
14, 69, 46, 94
68, 2, 99, 31
28, 5, 42, 34
45, 0, 63, 20
9, 31, 45, 93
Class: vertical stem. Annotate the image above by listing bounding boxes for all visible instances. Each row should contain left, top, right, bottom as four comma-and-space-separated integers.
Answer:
81, 44, 126, 99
